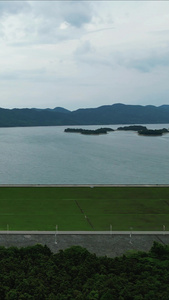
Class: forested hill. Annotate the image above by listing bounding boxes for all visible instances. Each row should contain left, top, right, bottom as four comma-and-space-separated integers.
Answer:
0, 103, 169, 127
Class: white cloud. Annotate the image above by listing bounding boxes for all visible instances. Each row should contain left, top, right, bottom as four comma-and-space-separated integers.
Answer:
59, 22, 70, 30
0, 1, 169, 109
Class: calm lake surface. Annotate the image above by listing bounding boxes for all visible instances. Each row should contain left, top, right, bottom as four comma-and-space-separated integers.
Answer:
0, 124, 169, 184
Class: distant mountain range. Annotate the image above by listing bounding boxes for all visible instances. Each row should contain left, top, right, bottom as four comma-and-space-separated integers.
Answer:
0, 103, 169, 127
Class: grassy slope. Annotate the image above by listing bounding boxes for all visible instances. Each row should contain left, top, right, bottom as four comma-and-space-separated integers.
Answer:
0, 186, 169, 231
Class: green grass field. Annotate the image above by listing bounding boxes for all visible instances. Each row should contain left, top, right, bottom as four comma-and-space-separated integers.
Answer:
0, 186, 169, 231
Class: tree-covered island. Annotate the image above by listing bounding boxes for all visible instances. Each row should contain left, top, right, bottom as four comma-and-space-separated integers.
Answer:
65, 126, 169, 136
117, 125, 147, 131
116, 125, 169, 136
138, 128, 169, 136
64, 128, 114, 135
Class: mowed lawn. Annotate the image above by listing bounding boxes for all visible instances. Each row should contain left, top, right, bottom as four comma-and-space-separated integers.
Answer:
0, 186, 169, 231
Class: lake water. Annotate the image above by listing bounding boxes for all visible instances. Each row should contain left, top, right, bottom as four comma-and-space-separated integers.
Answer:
0, 124, 169, 184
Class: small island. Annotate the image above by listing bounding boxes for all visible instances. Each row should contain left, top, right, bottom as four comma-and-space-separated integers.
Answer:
64, 127, 114, 135
117, 125, 147, 131
138, 128, 169, 136
116, 125, 169, 136
65, 126, 169, 136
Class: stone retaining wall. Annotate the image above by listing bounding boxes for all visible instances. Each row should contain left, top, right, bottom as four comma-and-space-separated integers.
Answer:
1, 234, 169, 257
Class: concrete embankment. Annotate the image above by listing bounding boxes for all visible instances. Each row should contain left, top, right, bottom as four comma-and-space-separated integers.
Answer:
0, 232, 169, 258
0, 185, 168, 257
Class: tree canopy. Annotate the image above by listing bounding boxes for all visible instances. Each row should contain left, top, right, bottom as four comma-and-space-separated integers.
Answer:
0, 242, 169, 299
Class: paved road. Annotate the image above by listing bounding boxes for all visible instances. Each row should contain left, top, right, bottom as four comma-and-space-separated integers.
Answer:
0, 231, 168, 235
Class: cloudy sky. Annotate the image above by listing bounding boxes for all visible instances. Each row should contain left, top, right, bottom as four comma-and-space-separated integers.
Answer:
0, 1, 169, 110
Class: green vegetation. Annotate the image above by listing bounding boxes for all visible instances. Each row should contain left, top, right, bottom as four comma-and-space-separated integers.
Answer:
64, 128, 114, 135
1, 242, 169, 299
0, 186, 169, 231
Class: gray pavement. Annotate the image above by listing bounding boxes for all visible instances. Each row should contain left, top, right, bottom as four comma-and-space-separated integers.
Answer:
0, 230, 169, 235
0, 232, 169, 258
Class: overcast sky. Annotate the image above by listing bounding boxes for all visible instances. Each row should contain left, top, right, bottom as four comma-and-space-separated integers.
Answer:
0, 1, 169, 110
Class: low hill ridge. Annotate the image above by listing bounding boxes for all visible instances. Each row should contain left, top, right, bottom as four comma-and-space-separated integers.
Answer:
0, 103, 168, 127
